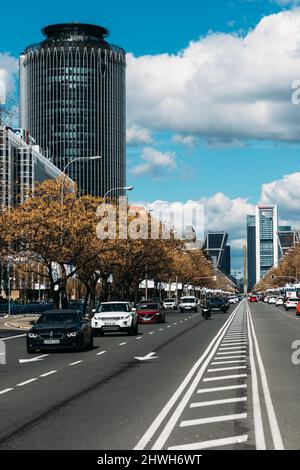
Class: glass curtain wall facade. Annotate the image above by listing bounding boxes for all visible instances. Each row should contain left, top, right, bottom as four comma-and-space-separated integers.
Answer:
255, 206, 278, 283
278, 226, 295, 257
247, 215, 256, 291
19, 23, 126, 197
202, 231, 230, 275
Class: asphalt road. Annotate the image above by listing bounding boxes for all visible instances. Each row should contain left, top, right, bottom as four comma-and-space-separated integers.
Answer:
0, 301, 299, 450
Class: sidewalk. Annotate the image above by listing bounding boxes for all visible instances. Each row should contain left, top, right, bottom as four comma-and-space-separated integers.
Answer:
0, 315, 39, 331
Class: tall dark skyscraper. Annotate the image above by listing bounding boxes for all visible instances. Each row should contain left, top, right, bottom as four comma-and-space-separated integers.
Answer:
247, 215, 256, 291
19, 23, 126, 197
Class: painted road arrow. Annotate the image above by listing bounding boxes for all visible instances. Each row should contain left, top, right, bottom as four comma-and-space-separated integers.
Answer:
19, 354, 49, 364
134, 352, 158, 362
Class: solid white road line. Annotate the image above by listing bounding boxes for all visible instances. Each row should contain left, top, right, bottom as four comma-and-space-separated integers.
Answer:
215, 355, 246, 360
180, 412, 247, 427
217, 351, 246, 356
69, 360, 83, 366
0, 334, 26, 341
222, 341, 247, 345
203, 374, 247, 382
17, 378, 38, 386
168, 434, 248, 450
96, 351, 107, 356
247, 303, 284, 450
190, 397, 247, 408
134, 304, 240, 450
197, 384, 247, 394
246, 301, 266, 450
212, 360, 246, 365
224, 337, 246, 340
39, 370, 57, 378
225, 334, 246, 337
0, 388, 14, 395
119, 342, 127, 345
207, 366, 246, 372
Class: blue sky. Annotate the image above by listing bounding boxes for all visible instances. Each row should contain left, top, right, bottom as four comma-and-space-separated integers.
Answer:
1, 0, 300, 273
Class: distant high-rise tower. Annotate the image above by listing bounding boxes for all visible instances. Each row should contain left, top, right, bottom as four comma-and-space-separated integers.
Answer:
19, 23, 126, 197
202, 231, 230, 275
255, 205, 278, 283
246, 215, 256, 291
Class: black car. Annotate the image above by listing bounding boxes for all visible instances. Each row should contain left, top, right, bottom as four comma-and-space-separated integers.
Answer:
26, 309, 93, 353
207, 298, 227, 313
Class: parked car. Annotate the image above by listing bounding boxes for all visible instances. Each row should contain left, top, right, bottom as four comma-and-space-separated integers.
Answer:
163, 298, 177, 310
178, 296, 198, 312
136, 302, 165, 324
26, 309, 93, 353
207, 298, 227, 313
284, 298, 299, 311
91, 301, 138, 336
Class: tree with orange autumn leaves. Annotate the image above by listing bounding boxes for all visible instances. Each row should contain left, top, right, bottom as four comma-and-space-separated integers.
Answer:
0, 178, 218, 309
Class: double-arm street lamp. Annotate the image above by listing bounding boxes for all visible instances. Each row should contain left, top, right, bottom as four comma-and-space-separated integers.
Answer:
61, 155, 103, 203
59, 155, 102, 308
103, 186, 134, 199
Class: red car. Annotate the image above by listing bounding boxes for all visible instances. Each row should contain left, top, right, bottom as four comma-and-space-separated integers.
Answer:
249, 295, 258, 302
136, 302, 165, 324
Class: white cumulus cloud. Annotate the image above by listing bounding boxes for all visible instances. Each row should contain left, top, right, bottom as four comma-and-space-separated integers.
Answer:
0, 53, 18, 104
126, 124, 152, 145
130, 146, 177, 178
127, 9, 300, 144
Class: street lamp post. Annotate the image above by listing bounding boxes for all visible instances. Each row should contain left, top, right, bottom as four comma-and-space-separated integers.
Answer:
59, 155, 102, 309
103, 186, 134, 199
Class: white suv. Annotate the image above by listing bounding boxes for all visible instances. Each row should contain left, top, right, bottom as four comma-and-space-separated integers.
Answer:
178, 296, 198, 313
163, 298, 177, 310
91, 301, 138, 336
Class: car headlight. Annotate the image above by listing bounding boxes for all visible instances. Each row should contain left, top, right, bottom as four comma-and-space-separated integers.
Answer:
123, 315, 131, 320
28, 332, 38, 338
67, 332, 79, 337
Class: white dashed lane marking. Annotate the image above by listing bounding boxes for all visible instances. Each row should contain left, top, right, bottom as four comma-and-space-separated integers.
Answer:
0, 388, 14, 395
17, 378, 38, 386
69, 361, 83, 366
197, 384, 247, 394
190, 396, 247, 408
39, 370, 57, 378
180, 413, 247, 427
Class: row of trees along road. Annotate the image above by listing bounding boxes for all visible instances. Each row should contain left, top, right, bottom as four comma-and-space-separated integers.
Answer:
255, 243, 300, 292
0, 178, 217, 310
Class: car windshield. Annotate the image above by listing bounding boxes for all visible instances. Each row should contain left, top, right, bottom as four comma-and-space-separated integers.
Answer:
36, 312, 80, 324
209, 298, 224, 305
181, 298, 195, 303
165, 299, 174, 302
99, 303, 130, 312
138, 303, 159, 310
